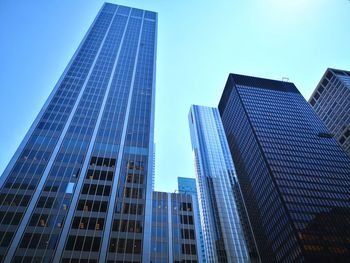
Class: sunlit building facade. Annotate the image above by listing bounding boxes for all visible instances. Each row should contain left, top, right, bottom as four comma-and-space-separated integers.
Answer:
219, 73, 350, 262
188, 105, 251, 263
0, 3, 157, 262
309, 68, 350, 158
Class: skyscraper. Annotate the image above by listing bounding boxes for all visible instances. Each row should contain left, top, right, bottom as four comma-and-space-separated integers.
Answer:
309, 68, 350, 158
0, 3, 157, 263
219, 73, 350, 262
177, 177, 205, 263
188, 105, 252, 263
151, 191, 200, 263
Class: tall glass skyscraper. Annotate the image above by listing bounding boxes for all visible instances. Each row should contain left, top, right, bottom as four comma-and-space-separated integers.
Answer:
188, 105, 252, 263
309, 68, 350, 158
0, 3, 157, 263
177, 177, 205, 263
219, 73, 350, 262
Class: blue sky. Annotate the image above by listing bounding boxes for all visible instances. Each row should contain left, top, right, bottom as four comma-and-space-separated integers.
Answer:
0, 0, 349, 193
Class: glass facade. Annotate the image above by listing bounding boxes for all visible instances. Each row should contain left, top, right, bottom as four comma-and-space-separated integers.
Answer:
309, 68, 350, 159
151, 191, 199, 263
177, 177, 205, 263
188, 105, 252, 263
0, 3, 157, 263
219, 73, 350, 262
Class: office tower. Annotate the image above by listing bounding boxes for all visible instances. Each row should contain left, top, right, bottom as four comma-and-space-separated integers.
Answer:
151, 191, 200, 263
177, 177, 205, 263
219, 73, 350, 262
0, 3, 157, 262
309, 68, 350, 158
188, 105, 251, 263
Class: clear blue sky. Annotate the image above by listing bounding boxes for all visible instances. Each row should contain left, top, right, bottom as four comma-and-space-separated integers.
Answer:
0, 0, 349, 193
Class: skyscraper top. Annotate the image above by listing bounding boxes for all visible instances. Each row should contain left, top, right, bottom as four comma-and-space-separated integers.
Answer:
231, 73, 298, 91
219, 73, 299, 114
104, 2, 157, 17
177, 176, 197, 195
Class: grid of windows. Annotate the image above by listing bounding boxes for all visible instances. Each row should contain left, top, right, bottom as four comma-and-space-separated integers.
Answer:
0, 3, 157, 263
150, 192, 199, 263
219, 73, 350, 263
0, 5, 115, 261
309, 68, 350, 159
104, 7, 156, 263
63, 9, 144, 263
151, 192, 169, 263
172, 193, 198, 263
177, 177, 205, 263
15, 7, 128, 262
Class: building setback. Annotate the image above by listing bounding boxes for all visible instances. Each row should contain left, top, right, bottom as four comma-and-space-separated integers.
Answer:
177, 177, 205, 263
219, 73, 350, 262
0, 3, 157, 263
151, 191, 200, 263
188, 105, 253, 263
309, 68, 350, 158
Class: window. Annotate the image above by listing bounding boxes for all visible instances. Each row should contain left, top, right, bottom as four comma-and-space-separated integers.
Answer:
180, 202, 192, 212
123, 187, 143, 199
126, 173, 144, 184
182, 244, 197, 255
82, 184, 111, 196
0, 231, 13, 247
86, 169, 113, 181
77, 200, 108, 212
66, 182, 75, 194
0, 212, 23, 225
122, 203, 143, 215
339, 137, 346, 144
109, 238, 141, 254
90, 157, 116, 167
181, 229, 195, 239
113, 219, 143, 233
37, 196, 55, 208
65, 235, 101, 251
180, 215, 193, 225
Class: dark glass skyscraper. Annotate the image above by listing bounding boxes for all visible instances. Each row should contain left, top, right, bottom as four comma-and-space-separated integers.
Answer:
0, 3, 157, 263
219, 73, 350, 262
